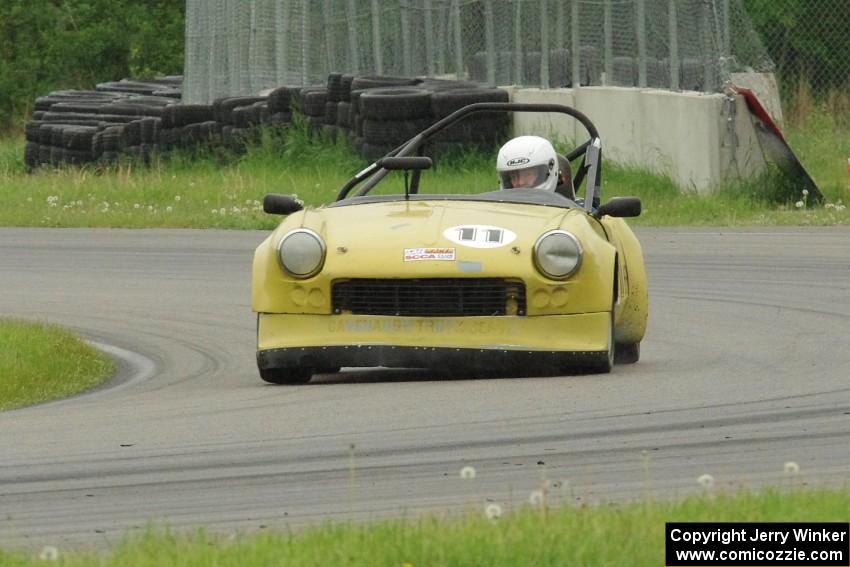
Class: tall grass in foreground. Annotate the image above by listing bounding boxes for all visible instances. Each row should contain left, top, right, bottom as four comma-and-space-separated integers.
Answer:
1, 487, 847, 566
0, 318, 113, 411
0, 116, 847, 228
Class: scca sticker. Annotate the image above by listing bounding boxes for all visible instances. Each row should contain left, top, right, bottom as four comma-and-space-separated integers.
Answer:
404, 247, 456, 261
443, 225, 517, 249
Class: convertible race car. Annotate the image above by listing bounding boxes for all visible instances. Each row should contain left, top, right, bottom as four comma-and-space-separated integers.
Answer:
252, 102, 648, 384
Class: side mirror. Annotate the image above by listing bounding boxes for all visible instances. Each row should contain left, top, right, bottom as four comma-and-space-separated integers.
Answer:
594, 196, 641, 218
263, 193, 304, 215
379, 156, 433, 171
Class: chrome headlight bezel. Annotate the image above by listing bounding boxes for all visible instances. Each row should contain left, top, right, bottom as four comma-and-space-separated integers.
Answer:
533, 230, 583, 280
276, 228, 326, 279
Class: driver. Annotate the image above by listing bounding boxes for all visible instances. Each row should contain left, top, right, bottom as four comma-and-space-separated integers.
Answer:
496, 135, 560, 191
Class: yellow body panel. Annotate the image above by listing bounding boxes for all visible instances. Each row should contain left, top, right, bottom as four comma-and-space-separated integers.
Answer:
252, 197, 648, 353
258, 312, 610, 352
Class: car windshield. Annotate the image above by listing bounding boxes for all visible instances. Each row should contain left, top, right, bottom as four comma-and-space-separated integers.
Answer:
328, 186, 578, 209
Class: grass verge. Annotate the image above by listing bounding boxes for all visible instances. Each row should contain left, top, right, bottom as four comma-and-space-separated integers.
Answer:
1, 113, 848, 229
0, 318, 114, 411
0, 487, 847, 566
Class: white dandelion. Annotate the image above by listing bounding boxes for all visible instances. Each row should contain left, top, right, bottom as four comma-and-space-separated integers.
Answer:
38, 545, 59, 561
219, 207, 226, 215
459, 466, 476, 479
133, 203, 140, 209
485, 503, 503, 520
166, 206, 173, 213
211, 209, 219, 215
529, 490, 545, 506
698, 474, 715, 489
784, 461, 800, 476
174, 195, 182, 202
795, 200, 804, 209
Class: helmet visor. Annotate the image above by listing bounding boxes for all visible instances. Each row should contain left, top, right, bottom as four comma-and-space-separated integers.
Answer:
500, 164, 549, 189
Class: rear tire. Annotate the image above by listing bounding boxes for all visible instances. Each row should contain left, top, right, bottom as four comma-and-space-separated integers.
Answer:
259, 367, 313, 385
614, 342, 640, 364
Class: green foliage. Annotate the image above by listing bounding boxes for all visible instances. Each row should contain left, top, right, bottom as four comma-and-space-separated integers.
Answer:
744, 0, 850, 94
1, 488, 849, 566
0, 318, 113, 411
0, 0, 184, 131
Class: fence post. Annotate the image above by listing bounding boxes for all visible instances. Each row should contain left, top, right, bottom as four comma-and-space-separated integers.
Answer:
514, 1, 523, 85
603, 0, 612, 85
227, 0, 239, 92
540, 0, 550, 88
556, 0, 565, 52
424, 0, 436, 75
346, 0, 360, 74
206, 0, 217, 102
275, 0, 289, 84
452, 0, 464, 79
701, 0, 712, 92
300, 1, 310, 84
436, 2, 447, 74
324, 0, 336, 72
571, 0, 580, 88
484, 0, 496, 85
668, 0, 679, 90
401, 1, 412, 75
371, 0, 383, 74
637, 0, 646, 87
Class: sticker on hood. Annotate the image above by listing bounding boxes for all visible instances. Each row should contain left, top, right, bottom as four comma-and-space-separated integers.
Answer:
443, 225, 517, 249
404, 247, 455, 261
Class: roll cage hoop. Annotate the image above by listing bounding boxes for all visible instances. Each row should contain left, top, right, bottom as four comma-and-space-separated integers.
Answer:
335, 102, 603, 210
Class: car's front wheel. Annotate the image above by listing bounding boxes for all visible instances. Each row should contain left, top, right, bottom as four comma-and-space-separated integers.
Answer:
615, 342, 640, 364
259, 367, 313, 385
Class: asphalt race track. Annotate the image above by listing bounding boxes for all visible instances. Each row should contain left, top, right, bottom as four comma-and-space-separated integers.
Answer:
1, 227, 849, 549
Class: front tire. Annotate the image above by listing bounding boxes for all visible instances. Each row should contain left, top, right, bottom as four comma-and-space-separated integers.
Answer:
259, 367, 313, 385
615, 342, 640, 364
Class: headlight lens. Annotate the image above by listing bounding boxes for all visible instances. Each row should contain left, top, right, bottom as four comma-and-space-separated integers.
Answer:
533, 230, 583, 279
277, 229, 325, 278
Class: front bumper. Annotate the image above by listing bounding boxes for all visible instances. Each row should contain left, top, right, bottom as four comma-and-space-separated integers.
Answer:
257, 312, 609, 370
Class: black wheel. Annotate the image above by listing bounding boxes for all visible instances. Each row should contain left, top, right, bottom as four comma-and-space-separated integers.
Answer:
614, 342, 641, 364
361, 117, 434, 144
429, 87, 509, 118
359, 87, 433, 121
259, 367, 313, 385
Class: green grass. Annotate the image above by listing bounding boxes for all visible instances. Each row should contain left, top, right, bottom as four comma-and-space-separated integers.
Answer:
1, 114, 848, 229
0, 486, 847, 566
0, 318, 114, 411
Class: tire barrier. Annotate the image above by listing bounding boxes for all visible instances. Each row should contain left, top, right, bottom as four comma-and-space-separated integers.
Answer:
24, 72, 512, 170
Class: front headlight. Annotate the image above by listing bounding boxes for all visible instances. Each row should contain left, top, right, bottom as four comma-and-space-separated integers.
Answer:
277, 228, 326, 278
533, 230, 583, 279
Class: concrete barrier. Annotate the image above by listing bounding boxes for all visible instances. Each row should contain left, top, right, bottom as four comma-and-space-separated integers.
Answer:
505, 85, 768, 193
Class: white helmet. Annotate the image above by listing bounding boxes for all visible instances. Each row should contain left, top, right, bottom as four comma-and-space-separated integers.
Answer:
496, 135, 558, 191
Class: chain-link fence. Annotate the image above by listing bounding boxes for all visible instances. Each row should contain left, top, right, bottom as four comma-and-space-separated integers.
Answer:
184, 0, 775, 104
744, 0, 850, 98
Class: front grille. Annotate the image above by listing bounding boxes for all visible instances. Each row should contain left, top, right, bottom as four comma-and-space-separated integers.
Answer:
332, 278, 526, 317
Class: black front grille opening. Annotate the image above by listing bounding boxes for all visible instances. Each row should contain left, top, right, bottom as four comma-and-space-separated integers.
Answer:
332, 278, 526, 317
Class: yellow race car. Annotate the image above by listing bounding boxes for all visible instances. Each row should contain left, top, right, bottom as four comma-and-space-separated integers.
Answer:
252, 102, 648, 384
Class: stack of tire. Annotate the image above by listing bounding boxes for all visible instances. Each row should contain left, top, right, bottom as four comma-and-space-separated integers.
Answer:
348, 77, 510, 161
24, 82, 181, 170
